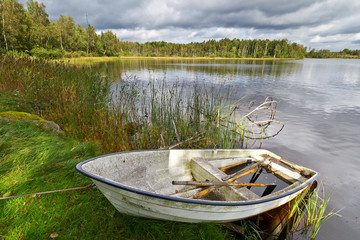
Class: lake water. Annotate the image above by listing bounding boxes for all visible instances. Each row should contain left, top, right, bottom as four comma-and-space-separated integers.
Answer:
91, 58, 360, 239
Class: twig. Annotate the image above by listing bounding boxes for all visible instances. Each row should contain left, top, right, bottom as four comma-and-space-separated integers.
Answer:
0, 184, 95, 200
168, 131, 205, 149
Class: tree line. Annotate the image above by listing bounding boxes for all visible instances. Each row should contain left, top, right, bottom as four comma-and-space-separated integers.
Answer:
307, 48, 360, 58
0, 0, 309, 59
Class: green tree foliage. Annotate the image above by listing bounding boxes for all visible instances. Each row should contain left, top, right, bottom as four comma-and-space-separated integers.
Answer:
86, 24, 96, 55
0, 0, 27, 51
55, 15, 76, 51
26, 0, 49, 49
101, 31, 120, 56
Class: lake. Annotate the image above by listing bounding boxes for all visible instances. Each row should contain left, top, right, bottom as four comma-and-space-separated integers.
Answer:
89, 58, 360, 239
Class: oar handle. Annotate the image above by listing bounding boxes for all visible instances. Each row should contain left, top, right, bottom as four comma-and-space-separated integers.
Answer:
172, 181, 276, 187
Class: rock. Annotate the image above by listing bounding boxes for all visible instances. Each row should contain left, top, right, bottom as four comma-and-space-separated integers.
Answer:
44, 120, 64, 134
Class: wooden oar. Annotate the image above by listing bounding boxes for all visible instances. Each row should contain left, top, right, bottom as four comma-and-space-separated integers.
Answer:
192, 159, 269, 199
172, 181, 276, 188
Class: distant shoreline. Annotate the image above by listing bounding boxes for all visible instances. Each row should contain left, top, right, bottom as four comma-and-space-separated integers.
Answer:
65, 56, 360, 64
66, 56, 298, 63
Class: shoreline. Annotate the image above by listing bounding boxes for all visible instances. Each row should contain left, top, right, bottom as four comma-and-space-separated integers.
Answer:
65, 56, 299, 63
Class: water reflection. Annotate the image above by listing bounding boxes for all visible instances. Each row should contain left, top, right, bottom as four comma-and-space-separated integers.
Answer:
88, 58, 303, 83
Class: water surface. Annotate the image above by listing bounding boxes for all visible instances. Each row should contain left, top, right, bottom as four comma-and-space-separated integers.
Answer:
91, 58, 360, 239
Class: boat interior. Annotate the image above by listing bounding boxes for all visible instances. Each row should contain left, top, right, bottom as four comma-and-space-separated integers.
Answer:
81, 150, 316, 202
170, 154, 313, 202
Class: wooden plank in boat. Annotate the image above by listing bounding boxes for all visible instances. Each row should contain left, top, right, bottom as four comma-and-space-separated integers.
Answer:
191, 158, 259, 201
263, 161, 307, 184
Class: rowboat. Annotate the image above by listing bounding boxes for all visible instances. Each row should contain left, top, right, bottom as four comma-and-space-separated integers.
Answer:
76, 149, 318, 223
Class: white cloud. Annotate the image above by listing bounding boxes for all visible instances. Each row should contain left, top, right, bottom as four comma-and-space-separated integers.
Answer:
19, 0, 360, 51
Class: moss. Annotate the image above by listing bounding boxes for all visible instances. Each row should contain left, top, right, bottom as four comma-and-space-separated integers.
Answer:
0, 111, 64, 134
0, 111, 46, 122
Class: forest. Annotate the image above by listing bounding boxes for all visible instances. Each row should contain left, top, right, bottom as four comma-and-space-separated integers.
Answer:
1, 0, 357, 59
0, 0, 310, 59
307, 48, 360, 58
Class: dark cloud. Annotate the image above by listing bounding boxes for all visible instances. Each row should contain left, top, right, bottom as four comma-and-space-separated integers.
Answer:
19, 0, 360, 50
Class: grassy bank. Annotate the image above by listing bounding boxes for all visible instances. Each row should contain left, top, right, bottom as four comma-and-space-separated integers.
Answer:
0, 108, 229, 239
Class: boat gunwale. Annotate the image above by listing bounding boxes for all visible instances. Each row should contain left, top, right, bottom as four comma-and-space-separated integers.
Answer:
75, 149, 319, 206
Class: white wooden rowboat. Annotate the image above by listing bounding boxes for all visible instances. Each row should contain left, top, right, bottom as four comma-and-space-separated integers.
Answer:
76, 149, 318, 223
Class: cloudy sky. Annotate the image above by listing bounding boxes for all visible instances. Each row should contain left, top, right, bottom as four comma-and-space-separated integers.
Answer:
21, 0, 360, 51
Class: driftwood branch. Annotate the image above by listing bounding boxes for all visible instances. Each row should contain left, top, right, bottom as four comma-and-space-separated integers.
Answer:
218, 96, 284, 142
163, 96, 284, 149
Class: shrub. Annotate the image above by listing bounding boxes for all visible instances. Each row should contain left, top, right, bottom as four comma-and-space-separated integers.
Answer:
30, 48, 64, 59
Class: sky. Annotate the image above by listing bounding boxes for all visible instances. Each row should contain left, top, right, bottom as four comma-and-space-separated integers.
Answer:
20, 0, 360, 51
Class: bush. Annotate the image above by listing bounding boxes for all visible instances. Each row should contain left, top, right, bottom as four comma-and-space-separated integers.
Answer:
5, 50, 30, 57
30, 47, 48, 58
30, 48, 65, 59
72, 51, 87, 58
48, 49, 64, 59
0, 48, 6, 55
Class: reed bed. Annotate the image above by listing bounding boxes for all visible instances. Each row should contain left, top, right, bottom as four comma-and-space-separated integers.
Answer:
0, 55, 283, 152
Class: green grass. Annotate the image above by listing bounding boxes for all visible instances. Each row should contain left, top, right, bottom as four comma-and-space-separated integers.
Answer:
0, 119, 232, 240
0, 92, 33, 113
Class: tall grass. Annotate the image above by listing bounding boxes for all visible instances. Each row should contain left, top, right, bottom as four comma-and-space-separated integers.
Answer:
0, 55, 281, 152
287, 183, 340, 239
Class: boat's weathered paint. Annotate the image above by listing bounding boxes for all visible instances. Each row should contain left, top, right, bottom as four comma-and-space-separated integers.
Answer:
76, 149, 318, 223
91, 179, 308, 223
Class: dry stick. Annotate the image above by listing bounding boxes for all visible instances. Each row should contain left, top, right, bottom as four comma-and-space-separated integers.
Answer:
244, 120, 284, 140
242, 99, 278, 120
168, 131, 205, 149
0, 184, 95, 200
218, 120, 284, 140
172, 181, 275, 188
217, 97, 284, 142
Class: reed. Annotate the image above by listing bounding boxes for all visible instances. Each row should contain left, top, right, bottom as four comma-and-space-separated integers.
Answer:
0, 55, 283, 153
287, 183, 340, 239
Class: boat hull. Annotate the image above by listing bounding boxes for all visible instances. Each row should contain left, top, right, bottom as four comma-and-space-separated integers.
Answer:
76, 149, 318, 223
93, 179, 308, 223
